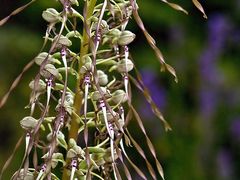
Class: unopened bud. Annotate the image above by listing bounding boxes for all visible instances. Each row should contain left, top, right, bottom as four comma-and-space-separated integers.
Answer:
40, 64, 60, 79
118, 30, 135, 46
103, 148, 118, 162
67, 146, 84, 158
91, 87, 109, 101
73, 145, 84, 156
70, 0, 79, 6
97, 70, 108, 86
92, 20, 109, 34
117, 58, 134, 73
80, 56, 92, 74
69, 138, 77, 148
110, 89, 127, 104
109, 28, 122, 37
15, 169, 34, 180
99, 111, 118, 123
52, 153, 64, 168
42, 8, 61, 23
104, 28, 121, 44
54, 35, 72, 47
34, 52, 60, 65
29, 79, 46, 92
20, 116, 38, 130
67, 149, 77, 159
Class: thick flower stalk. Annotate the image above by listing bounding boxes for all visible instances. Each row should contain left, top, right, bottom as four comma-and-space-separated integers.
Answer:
0, 0, 207, 179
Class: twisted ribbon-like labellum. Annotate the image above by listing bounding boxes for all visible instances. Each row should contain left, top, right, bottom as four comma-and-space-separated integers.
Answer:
99, 100, 114, 140
46, 76, 54, 108
24, 133, 31, 159
123, 46, 129, 97
56, 114, 65, 135
36, 164, 46, 180
84, 75, 91, 118
109, 123, 118, 179
70, 159, 78, 180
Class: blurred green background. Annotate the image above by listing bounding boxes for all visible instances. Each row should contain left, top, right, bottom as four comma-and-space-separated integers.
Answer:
0, 0, 240, 179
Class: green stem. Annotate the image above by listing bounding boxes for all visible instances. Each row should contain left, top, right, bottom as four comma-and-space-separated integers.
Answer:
62, 0, 97, 179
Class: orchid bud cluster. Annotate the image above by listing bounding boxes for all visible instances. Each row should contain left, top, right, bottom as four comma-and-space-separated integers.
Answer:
0, 0, 207, 179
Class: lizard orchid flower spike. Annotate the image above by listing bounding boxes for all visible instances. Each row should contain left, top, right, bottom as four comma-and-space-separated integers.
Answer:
0, 0, 207, 179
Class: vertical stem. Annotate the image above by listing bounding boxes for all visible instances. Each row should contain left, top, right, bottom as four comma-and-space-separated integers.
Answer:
69, 0, 97, 140
62, 0, 97, 179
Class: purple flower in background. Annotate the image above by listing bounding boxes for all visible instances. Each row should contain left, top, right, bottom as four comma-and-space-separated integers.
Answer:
208, 14, 231, 55
230, 118, 240, 142
217, 149, 233, 179
139, 69, 166, 119
199, 14, 231, 119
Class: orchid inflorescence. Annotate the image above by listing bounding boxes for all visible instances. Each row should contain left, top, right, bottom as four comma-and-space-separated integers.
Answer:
0, 0, 207, 179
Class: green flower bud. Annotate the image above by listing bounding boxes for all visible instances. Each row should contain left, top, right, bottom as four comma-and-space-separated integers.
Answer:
80, 62, 92, 74
40, 64, 60, 79
82, 56, 92, 64
29, 79, 46, 92
92, 20, 109, 34
118, 30, 136, 46
110, 89, 127, 104
15, 169, 34, 180
34, 52, 60, 66
113, 118, 125, 132
66, 149, 77, 159
42, 8, 61, 23
103, 148, 118, 163
103, 28, 121, 44
51, 153, 64, 168
97, 70, 108, 86
69, 138, 77, 149
98, 111, 118, 123
80, 56, 92, 74
73, 145, 85, 156
108, 28, 122, 37
65, 92, 74, 105
118, 118, 125, 128
56, 92, 74, 114
47, 131, 67, 149
70, 0, 79, 6
42, 153, 64, 169
20, 116, 38, 131
57, 131, 67, 148
67, 146, 84, 158
54, 35, 72, 47
91, 87, 107, 101
91, 87, 111, 101
66, 30, 81, 39
91, 153, 105, 166
87, 147, 106, 153
117, 58, 134, 73
113, 2, 132, 19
